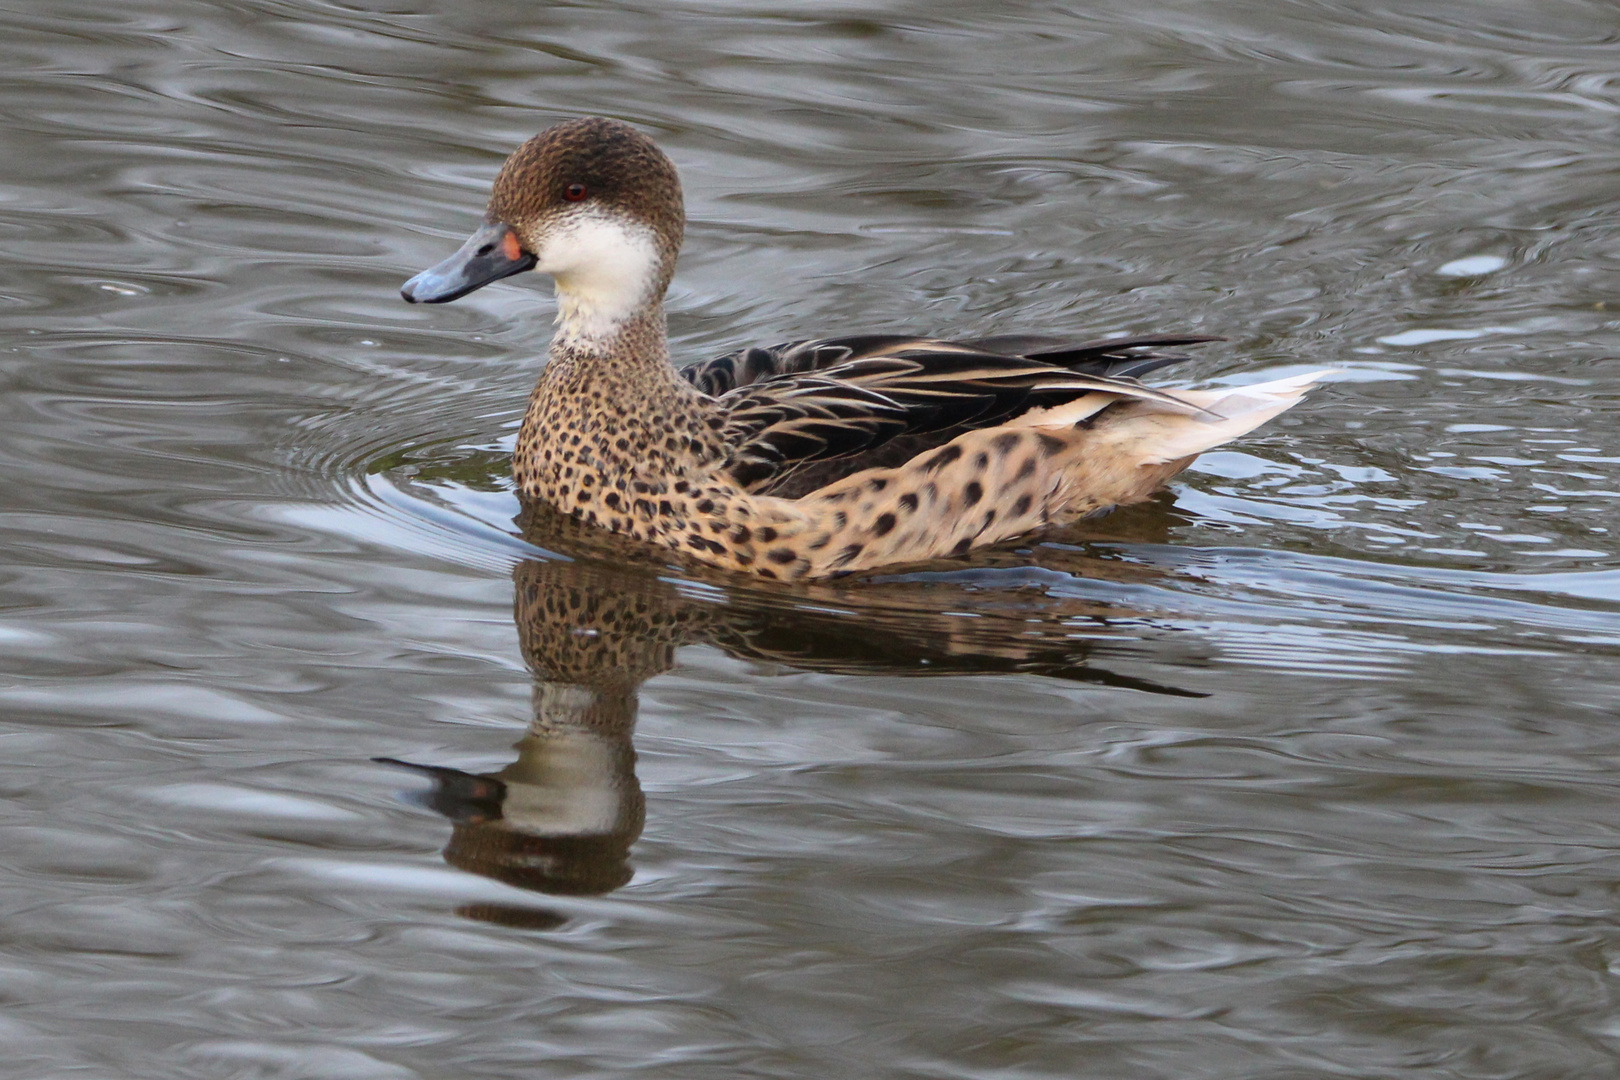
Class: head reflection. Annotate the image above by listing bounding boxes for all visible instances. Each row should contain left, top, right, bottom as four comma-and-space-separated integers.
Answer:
380, 680, 642, 899
382, 500, 1198, 921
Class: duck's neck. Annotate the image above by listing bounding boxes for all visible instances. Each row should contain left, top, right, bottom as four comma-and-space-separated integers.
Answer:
552, 278, 666, 355
548, 297, 673, 381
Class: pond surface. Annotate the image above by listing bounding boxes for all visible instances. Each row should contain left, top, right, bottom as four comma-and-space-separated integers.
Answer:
4, 1, 1620, 1076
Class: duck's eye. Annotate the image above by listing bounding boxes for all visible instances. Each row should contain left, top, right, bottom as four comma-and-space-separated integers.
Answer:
563, 182, 588, 202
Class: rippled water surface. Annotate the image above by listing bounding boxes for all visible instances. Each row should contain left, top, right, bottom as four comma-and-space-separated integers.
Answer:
5, 1, 1620, 1076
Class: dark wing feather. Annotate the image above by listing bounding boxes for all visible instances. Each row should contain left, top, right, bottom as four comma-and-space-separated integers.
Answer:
970, 333, 1223, 379
682, 336, 916, 396
689, 334, 1221, 494
682, 333, 1220, 394
715, 374, 912, 491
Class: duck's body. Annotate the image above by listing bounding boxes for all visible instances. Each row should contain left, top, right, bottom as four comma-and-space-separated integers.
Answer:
403, 117, 1323, 580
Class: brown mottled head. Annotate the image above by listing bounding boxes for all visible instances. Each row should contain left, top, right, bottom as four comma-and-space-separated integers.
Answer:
488, 117, 683, 258
402, 118, 685, 338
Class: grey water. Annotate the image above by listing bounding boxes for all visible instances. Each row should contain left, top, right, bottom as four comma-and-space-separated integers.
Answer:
3, 1, 1620, 1077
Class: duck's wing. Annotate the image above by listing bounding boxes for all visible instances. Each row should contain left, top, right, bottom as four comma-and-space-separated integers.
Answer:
712, 373, 913, 491
682, 333, 1217, 395
682, 335, 922, 396
967, 333, 1219, 380
706, 337, 1221, 493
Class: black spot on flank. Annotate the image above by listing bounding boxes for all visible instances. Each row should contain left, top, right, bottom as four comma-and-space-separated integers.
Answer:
757, 526, 778, 543
1037, 433, 1065, 457
868, 476, 888, 492
873, 513, 896, 536
974, 452, 989, 470
808, 533, 831, 550
730, 525, 752, 543
898, 492, 918, 513
833, 512, 847, 530
604, 492, 621, 508
991, 432, 1020, 453
952, 537, 973, 555
981, 509, 997, 529
757, 567, 777, 580
832, 543, 864, 568
659, 500, 674, 515
963, 481, 983, 506
1015, 456, 1038, 481
1012, 493, 1032, 516
923, 445, 963, 471
674, 480, 690, 493
767, 548, 798, 565
695, 499, 714, 513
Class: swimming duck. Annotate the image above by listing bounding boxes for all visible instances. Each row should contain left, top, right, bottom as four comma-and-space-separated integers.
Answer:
402, 117, 1324, 580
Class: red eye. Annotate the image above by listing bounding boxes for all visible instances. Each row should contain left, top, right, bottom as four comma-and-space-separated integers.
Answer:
563, 182, 588, 202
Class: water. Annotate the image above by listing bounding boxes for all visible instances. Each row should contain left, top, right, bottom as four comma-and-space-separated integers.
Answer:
3, 1, 1620, 1076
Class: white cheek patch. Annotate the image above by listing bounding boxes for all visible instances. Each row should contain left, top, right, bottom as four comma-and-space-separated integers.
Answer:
536, 210, 662, 346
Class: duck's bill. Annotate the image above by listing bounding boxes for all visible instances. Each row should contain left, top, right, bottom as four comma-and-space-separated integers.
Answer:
400, 221, 536, 304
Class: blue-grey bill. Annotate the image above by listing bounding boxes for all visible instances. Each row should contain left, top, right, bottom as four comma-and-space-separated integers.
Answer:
400, 221, 536, 304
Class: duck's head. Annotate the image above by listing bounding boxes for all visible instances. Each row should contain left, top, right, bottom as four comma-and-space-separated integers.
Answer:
401, 117, 684, 344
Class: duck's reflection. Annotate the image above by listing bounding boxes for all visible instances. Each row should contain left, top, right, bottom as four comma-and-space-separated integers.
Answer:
381, 498, 1199, 921
380, 676, 642, 900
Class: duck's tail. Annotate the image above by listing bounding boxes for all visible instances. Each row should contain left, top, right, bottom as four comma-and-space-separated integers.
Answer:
1032, 369, 1331, 522
1099, 369, 1330, 464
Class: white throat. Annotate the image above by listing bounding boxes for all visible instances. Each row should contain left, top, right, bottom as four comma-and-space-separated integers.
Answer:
537, 210, 663, 348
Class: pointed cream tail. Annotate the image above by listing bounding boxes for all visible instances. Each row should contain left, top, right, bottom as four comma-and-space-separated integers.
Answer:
1119, 370, 1333, 465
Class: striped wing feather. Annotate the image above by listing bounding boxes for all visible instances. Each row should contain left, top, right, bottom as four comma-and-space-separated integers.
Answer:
683, 333, 1217, 394
684, 334, 1220, 494
715, 374, 912, 490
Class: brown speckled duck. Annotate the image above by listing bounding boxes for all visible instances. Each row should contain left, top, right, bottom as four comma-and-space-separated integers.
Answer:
402, 117, 1325, 580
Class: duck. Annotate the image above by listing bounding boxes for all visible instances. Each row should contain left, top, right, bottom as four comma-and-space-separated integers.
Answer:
401, 116, 1325, 581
